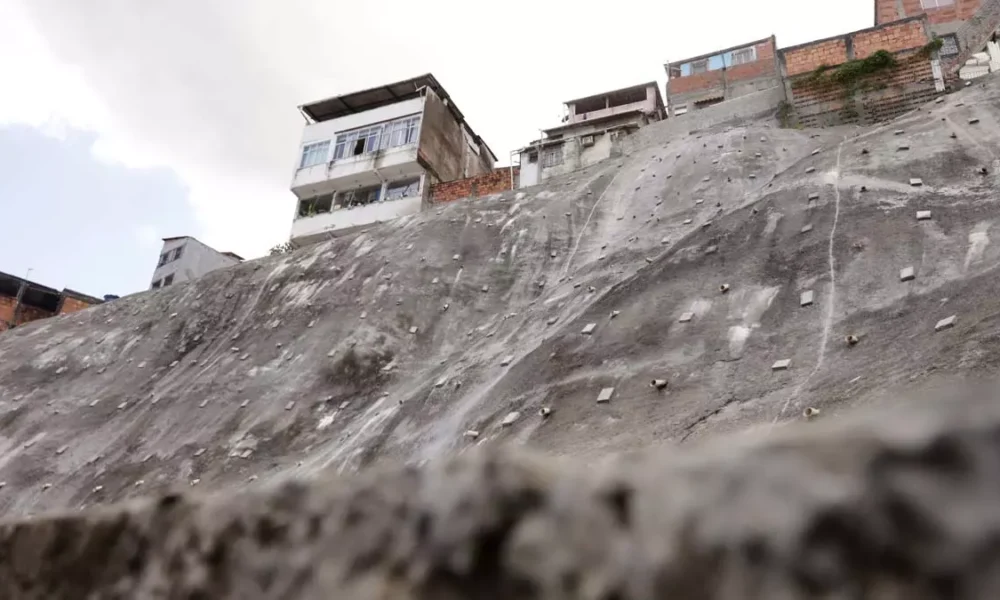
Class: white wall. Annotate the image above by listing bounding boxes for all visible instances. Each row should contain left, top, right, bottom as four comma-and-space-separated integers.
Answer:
518, 153, 539, 187
290, 195, 423, 243
292, 146, 420, 197
151, 238, 240, 288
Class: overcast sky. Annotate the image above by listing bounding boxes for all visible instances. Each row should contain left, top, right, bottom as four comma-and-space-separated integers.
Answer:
0, 0, 872, 297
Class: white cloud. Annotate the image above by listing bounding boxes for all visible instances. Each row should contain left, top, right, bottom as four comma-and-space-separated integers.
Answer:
1, 0, 874, 260
132, 224, 161, 250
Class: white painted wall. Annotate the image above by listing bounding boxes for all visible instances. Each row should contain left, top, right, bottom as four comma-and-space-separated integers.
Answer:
292, 146, 420, 196
297, 97, 425, 151
290, 195, 423, 243
151, 237, 241, 289
518, 154, 539, 188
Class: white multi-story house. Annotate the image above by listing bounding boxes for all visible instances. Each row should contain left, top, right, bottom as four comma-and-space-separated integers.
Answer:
289, 74, 497, 245
517, 82, 665, 188
150, 236, 243, 290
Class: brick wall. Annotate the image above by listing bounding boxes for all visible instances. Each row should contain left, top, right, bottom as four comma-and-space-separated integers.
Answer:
782, 19, 930, 77
0, 295, 55, 331
877, 0, 982, 25
59, 296, 96, 315
787, 50, 938, 128
668, 69, 725, 95
783, 39, 850, 77
667, 38, 780, 104
429, 168, 519, 204
853, 18, 929, 57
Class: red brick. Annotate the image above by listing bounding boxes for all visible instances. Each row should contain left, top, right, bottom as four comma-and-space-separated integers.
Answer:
877, 0, 981, 25
430, 168, 519, 204
667, 37, 778, 98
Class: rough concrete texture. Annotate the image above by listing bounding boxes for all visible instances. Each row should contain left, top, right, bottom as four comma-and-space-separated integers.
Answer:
4, 76, 1000, 593
3, 389, 1000, 598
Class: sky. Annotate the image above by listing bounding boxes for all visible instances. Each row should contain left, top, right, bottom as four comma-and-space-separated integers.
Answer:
0, 0, 873, 297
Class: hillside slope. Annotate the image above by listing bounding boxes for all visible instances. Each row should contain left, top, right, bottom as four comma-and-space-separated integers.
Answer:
4, 80, 1000, 517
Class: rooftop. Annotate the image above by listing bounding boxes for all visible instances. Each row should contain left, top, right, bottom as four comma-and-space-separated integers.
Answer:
299, 73, 497, 163
666, 36, 774, 68
161, 236, 244, 262
0, 270, 102, 313
564, 81, 664, 109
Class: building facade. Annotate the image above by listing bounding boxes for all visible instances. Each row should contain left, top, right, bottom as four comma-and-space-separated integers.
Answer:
875, 0, 982, 34
429, 167, 520, 204
666, 37, 782, 117
517, 82, 664, 188
874, 0, 1000, 81
0, 271, 101, 332
150, 236, 243, 290
289, 74, 497, 245
780, 16, 943, 127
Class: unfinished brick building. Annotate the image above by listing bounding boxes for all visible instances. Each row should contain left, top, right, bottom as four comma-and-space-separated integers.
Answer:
875, 0, 982, 33
0, 271, 102, 332
666, 36, 782, 117
429, 168, 520, 203
780, 16, 944, 127
874, 0, 1000, 80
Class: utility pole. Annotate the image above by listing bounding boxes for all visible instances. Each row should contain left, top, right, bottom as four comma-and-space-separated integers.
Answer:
10, 276, 29, 329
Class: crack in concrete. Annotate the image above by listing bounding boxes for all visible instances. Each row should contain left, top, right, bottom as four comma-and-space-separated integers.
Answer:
772, 140, 846, 426
562, 165, 626, 278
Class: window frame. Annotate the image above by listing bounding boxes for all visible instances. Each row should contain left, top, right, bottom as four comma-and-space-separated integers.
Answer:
690, 59, 709, 74
920, 0, 954, 7
384, 178, 421, 201
331, 115, 421, 163
731, 46, 756, 66
299, 140, 331, 169
541, 146, 563, 168
163, 274, 175, 286
338, 184, 383, 208
172, 246, 184, 261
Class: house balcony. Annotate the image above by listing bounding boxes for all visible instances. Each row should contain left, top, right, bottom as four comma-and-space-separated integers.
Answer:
570, 102, 652, 124
290, 194, 423, 244
291, 144, 421, 198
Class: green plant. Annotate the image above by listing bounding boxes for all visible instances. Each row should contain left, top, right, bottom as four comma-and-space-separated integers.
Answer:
802, 50, 899, 90
776, 100, 795, 128
828, 50, 898, 86
919, 37, 944, 58
268, 241, 295, 256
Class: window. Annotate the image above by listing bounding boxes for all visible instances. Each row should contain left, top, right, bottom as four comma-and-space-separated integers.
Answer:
157, 252, 169, 267
527, 152, 538, 164
163, 274, 175, 286
541, 146, 563, 168
338, 185, 382, 208
172, 246, 184, 261
920, 0, 954, 7
674, 104, 689, 115
385, 179, 420, 201
298, 193, 334, 218
299, 141, 330, 169
731, 46, 756, 66
331, 115, 421, 162
690, 59, 708, 74
938, 34, 959, 57
151, 279, 162, 289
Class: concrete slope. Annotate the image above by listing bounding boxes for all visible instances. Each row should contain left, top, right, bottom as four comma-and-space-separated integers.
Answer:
3, 384, 1000, 599
4, 80, 1000, 517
